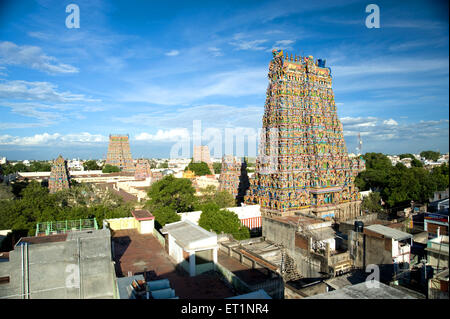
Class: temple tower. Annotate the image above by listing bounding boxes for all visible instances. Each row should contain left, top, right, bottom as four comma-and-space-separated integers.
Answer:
245, 50, 365, 221
218, 155, 242, 199
105, 134, 135, 172
134, 158, 152, 180
48, 155, 70, 193
193, 145, 214, 173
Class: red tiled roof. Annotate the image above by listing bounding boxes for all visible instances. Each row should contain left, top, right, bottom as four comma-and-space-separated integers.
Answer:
132, 209, 154, 221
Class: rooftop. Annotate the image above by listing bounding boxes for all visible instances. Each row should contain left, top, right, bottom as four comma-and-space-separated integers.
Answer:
365, 224, 413, 241
112, 229, 235, 299
161, 220, 217, 250
131, 209, 154, 221
272, 214, 326, 227
324, 270, 368, 290
306, 281, 417, 299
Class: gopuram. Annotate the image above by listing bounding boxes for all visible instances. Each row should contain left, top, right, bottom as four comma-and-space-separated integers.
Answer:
245, 50, 365, 221
134, 158, 152, 180
218, 155, 241, 197
105, 134, 135, 172
48, 155, 70, 193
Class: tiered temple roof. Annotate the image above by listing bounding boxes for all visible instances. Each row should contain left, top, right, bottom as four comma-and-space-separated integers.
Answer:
134, 158, 152, 180
48, 155, 70, 193
105, 134, 135, 172
245, 50, 365, 216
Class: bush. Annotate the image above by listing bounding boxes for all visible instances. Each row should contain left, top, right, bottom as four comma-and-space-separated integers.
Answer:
198, 203, 250, 240
102, 164, 120, 173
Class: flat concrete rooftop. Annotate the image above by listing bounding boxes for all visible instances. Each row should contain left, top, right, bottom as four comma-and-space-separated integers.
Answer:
112, 229, 235, 299
307, 281, 418, 299
218, 250, 272, 286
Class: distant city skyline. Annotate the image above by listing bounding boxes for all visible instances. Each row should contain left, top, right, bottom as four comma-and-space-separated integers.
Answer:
0, 0, 448, 160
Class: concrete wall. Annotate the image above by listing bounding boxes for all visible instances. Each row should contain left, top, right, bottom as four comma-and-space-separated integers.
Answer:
262, 217, 295, 251
153, 228, 166, 247
104, 217, 138, 231
262, 217, 323, 277
0, 229, 115, 299
138, 219, 154, 234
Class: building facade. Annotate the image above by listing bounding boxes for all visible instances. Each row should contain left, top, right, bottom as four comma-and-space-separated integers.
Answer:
105, 135, 135, 172
245, 50, 365, 221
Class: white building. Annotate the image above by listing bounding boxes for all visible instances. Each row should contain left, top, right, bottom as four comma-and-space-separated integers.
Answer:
67, 158, 84, 171
0, 157, 6, 165
178, 204, 262, 231
161, 220, 218, 277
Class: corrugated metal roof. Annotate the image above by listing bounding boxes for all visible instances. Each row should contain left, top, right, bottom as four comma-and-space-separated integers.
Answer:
365, 224, 413, 240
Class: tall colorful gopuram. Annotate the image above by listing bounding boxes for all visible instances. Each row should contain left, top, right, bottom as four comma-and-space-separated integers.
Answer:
218, 155, 242, 199
105, 134, 135, 172
245, 50, 365, 221
134, 158, 152, 180
48, 155, 70, 193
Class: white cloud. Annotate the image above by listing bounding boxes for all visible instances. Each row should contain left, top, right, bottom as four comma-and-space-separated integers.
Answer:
208, 47, 223, 57
135, 129, 190, 142
383, 119, 398, 126
165, 50, 180, 56
0, 41, 78, 74
0, 80, 99, 103
229, 34, 268, 51
332, 58, 449, 77
0, 132, 107, 146
121, 67, 267, 105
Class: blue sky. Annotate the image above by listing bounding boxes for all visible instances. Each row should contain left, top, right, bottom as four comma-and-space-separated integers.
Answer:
0, 0, 448, 160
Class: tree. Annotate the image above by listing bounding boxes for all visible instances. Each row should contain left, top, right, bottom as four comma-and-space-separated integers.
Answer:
102, 164, 120, 173
213, 162, 222, 174
83, 160, 101, 170
146, 175, 196, 213
420, 150, 440, 162
411, 158, 423, 168
214, 190, 236, 208
185, 161, 211, 176
0, 184, 14, 200
158, 161, 169, 169
151, 206, 181, 228
28, 161, 51, 172
361, 192, 383, 213
398, 153, 415, 160
0, 180, 132, 237
198, 202, 250, 240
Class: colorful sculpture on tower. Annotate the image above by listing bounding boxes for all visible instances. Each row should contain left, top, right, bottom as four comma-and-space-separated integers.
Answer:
245, 50, 365, 220
134, 158, 152, 180
48, 155, 70, 193
105, 134, 135, 172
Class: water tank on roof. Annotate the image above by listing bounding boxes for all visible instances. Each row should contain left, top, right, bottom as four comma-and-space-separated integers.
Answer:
317, 59, 326, 68
354, 221, 364, 232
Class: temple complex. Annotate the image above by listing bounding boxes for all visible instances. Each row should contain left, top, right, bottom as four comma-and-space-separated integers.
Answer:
245, 50, 365, 221
48, 155, 70, 193
134, 158, 152, 180
105, 134, 135, 172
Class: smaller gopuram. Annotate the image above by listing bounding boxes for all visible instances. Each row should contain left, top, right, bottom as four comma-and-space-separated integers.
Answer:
218, 155, 241, 198
193, 145, 214, 173
218, 155, 250, 205
134, 159, 152, 180
105, 134, 135, 172
48, 155, 70, 193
